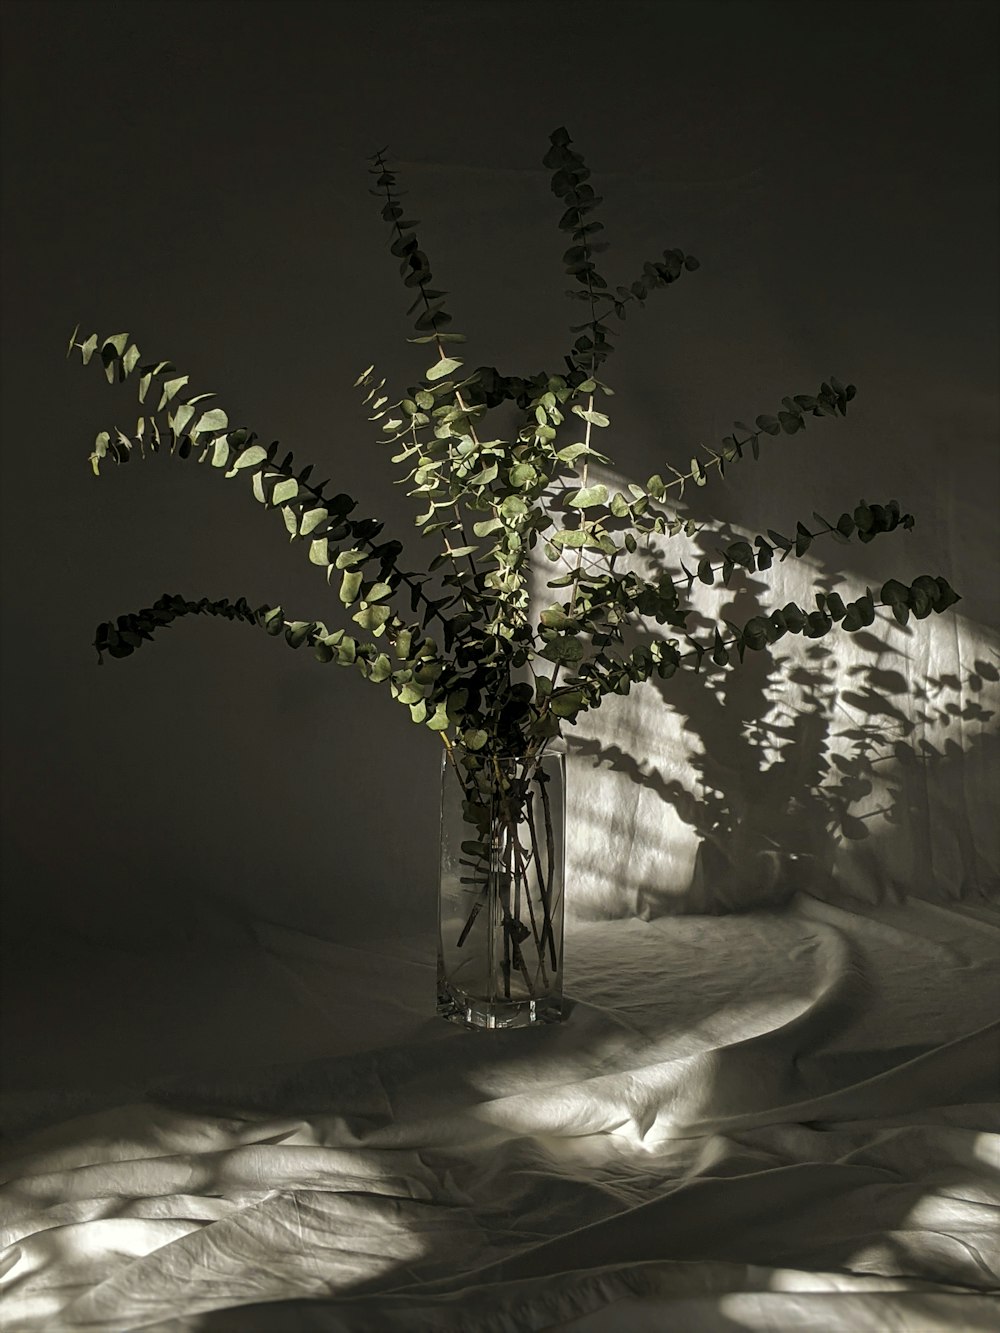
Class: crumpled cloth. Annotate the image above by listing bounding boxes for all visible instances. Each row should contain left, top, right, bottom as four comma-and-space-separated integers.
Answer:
2, 893, 998, 1331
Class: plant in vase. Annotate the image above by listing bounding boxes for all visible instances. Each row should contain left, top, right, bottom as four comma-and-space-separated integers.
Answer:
67, 127, 960, 1030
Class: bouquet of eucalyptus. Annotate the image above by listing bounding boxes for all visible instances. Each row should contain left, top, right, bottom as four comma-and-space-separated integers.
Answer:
69, 127, 959, 1024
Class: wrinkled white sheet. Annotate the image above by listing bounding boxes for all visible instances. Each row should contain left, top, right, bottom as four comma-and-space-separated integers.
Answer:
2, 894, 998, 1331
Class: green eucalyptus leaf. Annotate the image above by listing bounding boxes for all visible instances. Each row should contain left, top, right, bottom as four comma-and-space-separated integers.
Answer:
170, 403, 196, 437
472, 517, 502, 538
572, 407, 611, 427
556, 443, 592, 464
510, 463, 538, 488
426, 700, 451, 730
369, 653, 393, 682
755, 414, 781, 436
880, 578, 910, 608
540, 635, 584, 663
395, 628, 414, 660
409, 698, 428, 723
742, 617, 770, 651
285, 620, 315, 649
228, 445, 268, 474
567, 484, 608, 509
551, 528, 590, 548
550, 690, 584, 717
426, 357, 463, 382
158, 375, 189, 409
353, 604, 392, 632
194, 407, 228, 436
539, 606, 576, 630
340, 569, 363, 605
300, 508, 329, 536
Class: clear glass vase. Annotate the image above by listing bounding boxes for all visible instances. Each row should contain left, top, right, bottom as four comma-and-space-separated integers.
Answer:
437, 749, 565, 1029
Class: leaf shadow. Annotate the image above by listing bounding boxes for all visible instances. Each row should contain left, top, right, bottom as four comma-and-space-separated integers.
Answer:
561, 524, 998, 918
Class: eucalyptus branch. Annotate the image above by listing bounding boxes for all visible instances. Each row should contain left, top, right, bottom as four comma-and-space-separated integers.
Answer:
565, 378, 859, 548
579, 249, 700, 340
565, 571, 961, 709
93, 591, 457, 722
543, 126, 611, 694
68, 329, 454, 640
69, 127, 962, 768
368, 149, 478, 577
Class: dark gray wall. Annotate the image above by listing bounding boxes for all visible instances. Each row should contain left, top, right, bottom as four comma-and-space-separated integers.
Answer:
2, 0, 997, 946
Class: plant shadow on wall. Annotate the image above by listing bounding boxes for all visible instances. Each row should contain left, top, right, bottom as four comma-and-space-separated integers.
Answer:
566, 524, 998, 919
65, 126, 963, 1028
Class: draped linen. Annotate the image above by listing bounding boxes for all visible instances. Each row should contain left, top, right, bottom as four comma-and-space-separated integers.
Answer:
2, 890, 997, 1331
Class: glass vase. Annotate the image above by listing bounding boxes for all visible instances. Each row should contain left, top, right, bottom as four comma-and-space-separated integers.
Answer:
437, 749, 565, 1029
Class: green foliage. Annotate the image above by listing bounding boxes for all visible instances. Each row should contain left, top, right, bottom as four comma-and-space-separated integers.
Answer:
69, 127, 961, 778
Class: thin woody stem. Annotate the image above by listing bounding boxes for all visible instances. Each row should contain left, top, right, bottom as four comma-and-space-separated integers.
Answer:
501, 784, 549, 989
525, 789, 558, 971
538, 775, 558, 968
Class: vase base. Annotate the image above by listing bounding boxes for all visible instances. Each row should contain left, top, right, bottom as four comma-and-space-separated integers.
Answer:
437, 983, 563, 1030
